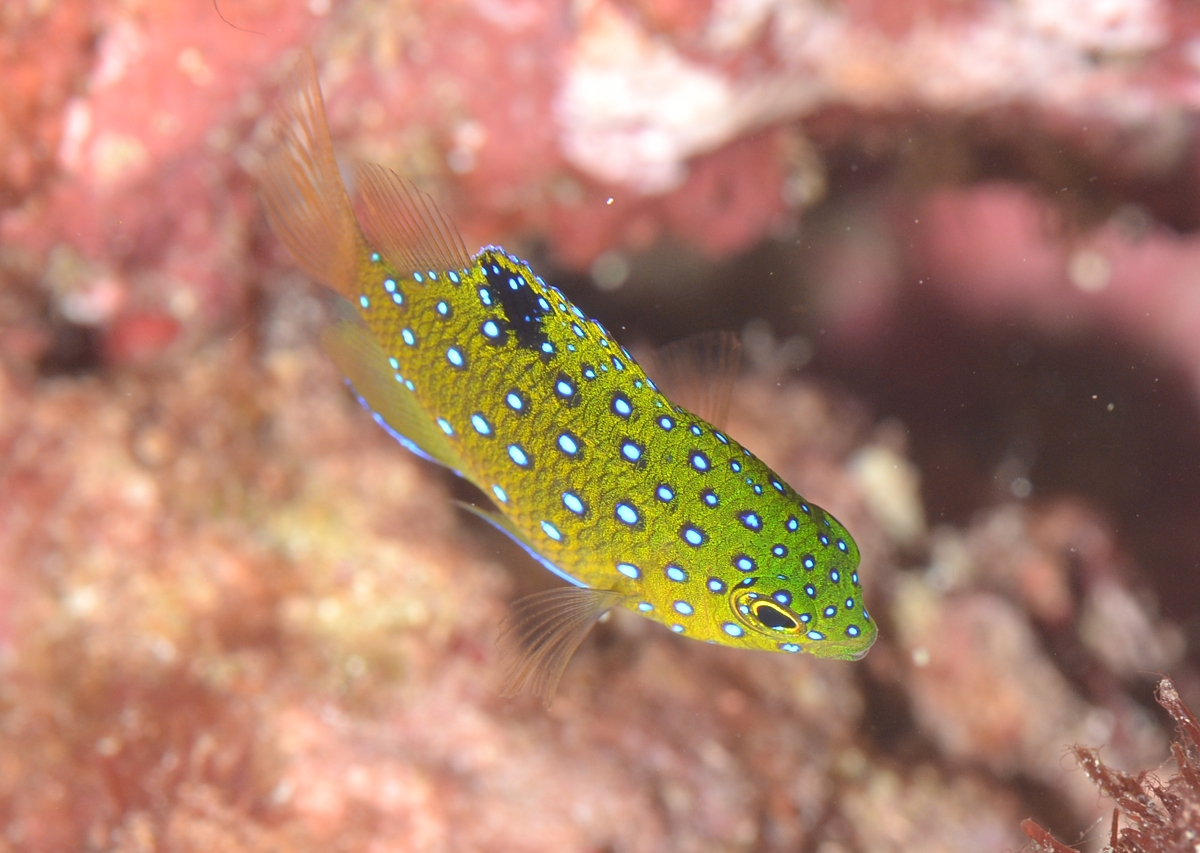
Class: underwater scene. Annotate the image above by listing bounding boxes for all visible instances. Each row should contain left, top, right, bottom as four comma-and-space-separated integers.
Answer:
3, 1, 1200, 851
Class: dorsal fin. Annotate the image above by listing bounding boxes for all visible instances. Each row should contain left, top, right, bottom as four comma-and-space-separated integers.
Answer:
498, 587, 627, 706
355, 163, 474, 276
645, 331, 742, 430
260, 50, 364, 299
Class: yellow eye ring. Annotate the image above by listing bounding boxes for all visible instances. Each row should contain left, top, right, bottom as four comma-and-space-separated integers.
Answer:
731, 589, 803, 635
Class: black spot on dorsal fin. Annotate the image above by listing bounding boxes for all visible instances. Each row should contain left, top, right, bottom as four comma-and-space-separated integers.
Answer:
482, 251, 550, 353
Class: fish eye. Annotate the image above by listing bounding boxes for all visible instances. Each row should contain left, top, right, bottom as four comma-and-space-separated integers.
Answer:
751, 601, 798, 631
731, 588, 802, 635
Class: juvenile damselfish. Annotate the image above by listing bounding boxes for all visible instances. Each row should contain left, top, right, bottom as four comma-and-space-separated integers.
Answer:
261, 52, 876, 703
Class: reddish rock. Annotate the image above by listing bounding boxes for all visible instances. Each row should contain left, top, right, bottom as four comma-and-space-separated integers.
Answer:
103, 311, 181, 365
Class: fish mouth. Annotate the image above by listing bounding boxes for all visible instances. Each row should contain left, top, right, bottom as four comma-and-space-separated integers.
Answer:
844, 644, 873, 661
807, 635, 877, 661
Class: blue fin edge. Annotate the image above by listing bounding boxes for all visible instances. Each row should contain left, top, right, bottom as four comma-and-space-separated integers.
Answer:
456, 501, 587, 589
350, 386, 466, 478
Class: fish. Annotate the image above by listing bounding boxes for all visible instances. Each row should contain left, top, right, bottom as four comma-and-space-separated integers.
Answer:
260, 51, 877, 704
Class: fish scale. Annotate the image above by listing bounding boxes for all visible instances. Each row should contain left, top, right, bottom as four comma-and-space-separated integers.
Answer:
261, 51, 876, 704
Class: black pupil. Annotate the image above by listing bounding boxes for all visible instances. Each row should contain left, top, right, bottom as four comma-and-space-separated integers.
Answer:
754, 603, 797, 630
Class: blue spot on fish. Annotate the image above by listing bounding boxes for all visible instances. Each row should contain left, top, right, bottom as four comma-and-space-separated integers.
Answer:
508, 444, 530, 467
471, 413, 492, 435
615, 502, 640, 526
557, 432, 580, 456
739, 511, 762, 531
617, 562, 640, 579
680, 525, 707, 547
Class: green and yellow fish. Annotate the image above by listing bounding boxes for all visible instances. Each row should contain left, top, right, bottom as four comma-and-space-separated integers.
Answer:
261, 52, 876, 703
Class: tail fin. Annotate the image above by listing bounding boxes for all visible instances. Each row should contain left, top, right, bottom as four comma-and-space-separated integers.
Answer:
260, 50, 364, 299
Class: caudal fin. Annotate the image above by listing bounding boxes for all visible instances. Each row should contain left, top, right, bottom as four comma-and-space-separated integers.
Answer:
260, 50, 363, 299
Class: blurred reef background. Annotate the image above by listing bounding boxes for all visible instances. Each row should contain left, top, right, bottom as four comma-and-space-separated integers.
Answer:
4, 0, 1200, 850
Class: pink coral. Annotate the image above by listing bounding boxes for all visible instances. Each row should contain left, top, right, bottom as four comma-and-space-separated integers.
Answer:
2, 342, 1008, 852
8, 0, 1200, 364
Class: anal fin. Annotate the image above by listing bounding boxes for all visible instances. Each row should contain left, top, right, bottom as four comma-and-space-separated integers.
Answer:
499, 587, 628, 706
322, 320, 470, 474
455, 502, 585, 589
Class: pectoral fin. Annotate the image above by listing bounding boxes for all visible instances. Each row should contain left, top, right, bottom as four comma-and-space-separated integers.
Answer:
499, 587, 628, 706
